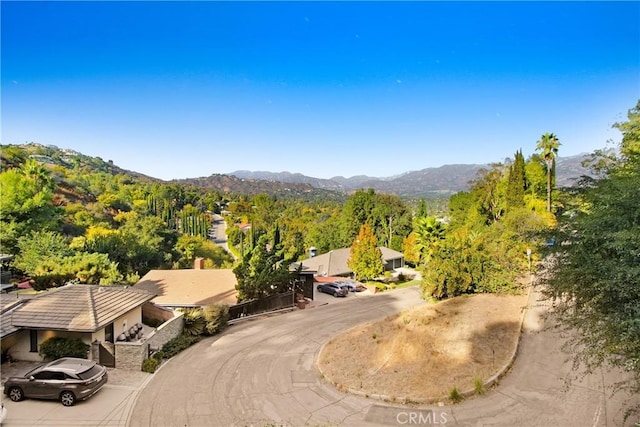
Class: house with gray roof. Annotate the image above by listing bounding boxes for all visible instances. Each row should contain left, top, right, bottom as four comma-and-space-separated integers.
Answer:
295, 247, 405, 278
0, 284, 156, 363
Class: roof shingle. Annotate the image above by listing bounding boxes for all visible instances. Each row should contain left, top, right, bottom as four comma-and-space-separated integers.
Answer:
10, 284, 156, 332
134, 269, 238, 307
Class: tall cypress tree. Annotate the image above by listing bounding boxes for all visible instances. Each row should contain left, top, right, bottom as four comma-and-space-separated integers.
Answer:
506, 150, 526, 208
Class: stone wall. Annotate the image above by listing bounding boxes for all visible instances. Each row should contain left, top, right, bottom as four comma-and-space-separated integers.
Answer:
114, 341, 145, 371
146, 310, 184, 354
115, 311, 184, 371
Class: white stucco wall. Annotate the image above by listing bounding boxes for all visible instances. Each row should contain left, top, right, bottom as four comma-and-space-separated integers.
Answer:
4, 306, 144, 362
111, 306, 143, 341
7, 330, 91, 362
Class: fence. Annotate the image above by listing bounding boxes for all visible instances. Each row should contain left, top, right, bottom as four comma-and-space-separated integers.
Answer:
228, 291, 294, 321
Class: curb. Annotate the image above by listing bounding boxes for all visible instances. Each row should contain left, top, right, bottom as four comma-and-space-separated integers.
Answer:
227, 306, 297, 325
316, 282, 535, 405
122, 361, 166, 426
477, 278, 534, 395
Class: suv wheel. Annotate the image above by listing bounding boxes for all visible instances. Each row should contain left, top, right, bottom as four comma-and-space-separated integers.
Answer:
8, 386, 23, 402
60, 390, 76, 407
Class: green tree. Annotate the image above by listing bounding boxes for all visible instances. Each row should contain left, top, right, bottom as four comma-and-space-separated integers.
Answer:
175, 234, 233, 268
542, 102, 640, 415
305, 206, 343, 254
0, 167, 59, 253
370, 193, 412, 251
422, 228, 477, 299
506, 150, 526, 208
21, 159, 54, 189
536, 133, 561, 212
13, 231, 73, 273
413, 216, 446, 265
471, 165, 508, 224
524, 154, 548, 201
402, 232, 420, 267
14, 231, 123, 288
347, 223, 383, 281
233, 235, 293, 301
340, 189, 376, 246
59, 252, 123, 285
416, 200, 428, 218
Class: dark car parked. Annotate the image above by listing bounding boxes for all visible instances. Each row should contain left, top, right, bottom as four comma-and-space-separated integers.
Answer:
4, 357, 108, 406
316, 282, 348, 297
335, 280, 367, 292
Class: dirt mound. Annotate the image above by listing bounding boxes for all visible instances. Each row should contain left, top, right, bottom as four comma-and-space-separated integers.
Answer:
317, 293, 528, 401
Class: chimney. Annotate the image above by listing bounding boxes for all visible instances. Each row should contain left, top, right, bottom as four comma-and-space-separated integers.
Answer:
194, 257, 204, 270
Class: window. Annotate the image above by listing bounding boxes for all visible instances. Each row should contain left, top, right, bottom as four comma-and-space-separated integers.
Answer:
105, 322, 114, 343
33, 371, 55, 380
29, 330, 38, 352
78, 365, 102, 380
52, 372, 65, 380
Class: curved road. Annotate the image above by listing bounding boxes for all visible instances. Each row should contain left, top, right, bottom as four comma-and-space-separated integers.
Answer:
130, 286, 638, 426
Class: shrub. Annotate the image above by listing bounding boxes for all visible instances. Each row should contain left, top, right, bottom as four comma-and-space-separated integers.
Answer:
161, 334, 201, 359
473, 376, 486, 395
203, 303, 229, 335
182, 308, 206, 336
141, 357, 159, 373
152, 350, 164, 361
39, 337, 89, 361
449, 386, 464, 403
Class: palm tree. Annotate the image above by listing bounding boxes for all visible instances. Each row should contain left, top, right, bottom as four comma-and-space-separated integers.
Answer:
21, 158, 53, 188
536, 133, 561, 212
414, 216, 446, 264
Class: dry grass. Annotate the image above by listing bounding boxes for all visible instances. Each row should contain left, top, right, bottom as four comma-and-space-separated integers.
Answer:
318, 293, 528, 400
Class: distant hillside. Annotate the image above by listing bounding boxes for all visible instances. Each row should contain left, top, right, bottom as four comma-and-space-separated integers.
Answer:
228, 170, 344, 191
229, 166, 482, 197
1, 143, 162, 206
172, 174, 346, 201
0, 143, 159, 183
230, 154, 593, 197
555, 154, 594, 187
3, 143, 593, 201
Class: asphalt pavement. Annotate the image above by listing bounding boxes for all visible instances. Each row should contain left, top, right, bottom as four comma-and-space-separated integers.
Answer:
2, 285, 638, 426
129, 285, 639, 427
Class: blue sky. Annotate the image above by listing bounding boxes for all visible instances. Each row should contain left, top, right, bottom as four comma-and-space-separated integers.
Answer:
2, 1, 638, 180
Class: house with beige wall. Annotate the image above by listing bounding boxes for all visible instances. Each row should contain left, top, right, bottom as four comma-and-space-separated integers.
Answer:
1, 284, 156, 363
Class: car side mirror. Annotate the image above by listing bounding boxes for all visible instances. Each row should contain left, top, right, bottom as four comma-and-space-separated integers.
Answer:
29, 376, 35, 381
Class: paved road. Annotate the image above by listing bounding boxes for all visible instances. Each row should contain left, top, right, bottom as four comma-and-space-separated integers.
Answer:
130, 286, 639, 427
209, 213, 236, 260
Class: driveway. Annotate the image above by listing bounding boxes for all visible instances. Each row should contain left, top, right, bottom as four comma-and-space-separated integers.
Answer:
0, 364, 152, 426
129, 285, 638, 426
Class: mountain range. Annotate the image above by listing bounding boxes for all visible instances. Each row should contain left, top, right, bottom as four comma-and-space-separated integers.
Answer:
225, 154, 592, 198
3, 143, 593, 200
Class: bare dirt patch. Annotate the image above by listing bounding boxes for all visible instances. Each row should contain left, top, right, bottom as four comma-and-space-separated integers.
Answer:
317, 292, 528, 401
